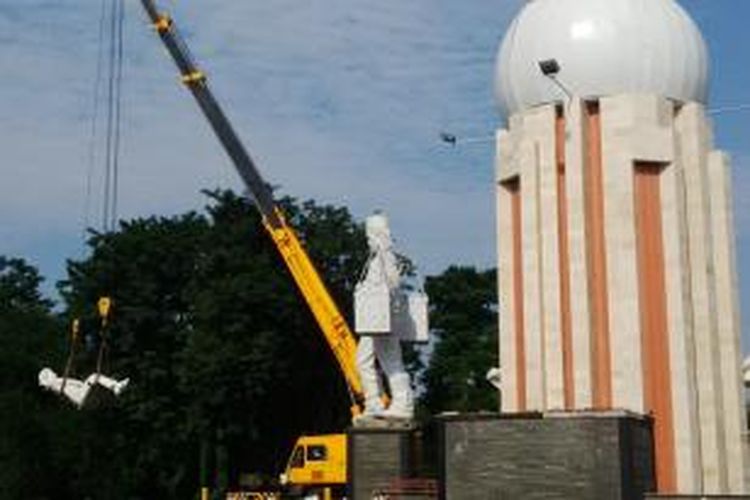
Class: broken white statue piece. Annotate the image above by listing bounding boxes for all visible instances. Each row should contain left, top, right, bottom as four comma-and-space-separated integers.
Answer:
38, 367, 129, 408
88, 372, 129, 396
38, 368, 90, 408
486, 367, 503, 391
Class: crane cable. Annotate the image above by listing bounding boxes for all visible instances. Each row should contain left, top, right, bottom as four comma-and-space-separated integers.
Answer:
102, 0, 125, 232
94, 297, 113, 381
60, 319, 81, 394
93, 0, 125, 377
81, 0, 125, 238
81, 0, 108, 248
63, 0, 126, 390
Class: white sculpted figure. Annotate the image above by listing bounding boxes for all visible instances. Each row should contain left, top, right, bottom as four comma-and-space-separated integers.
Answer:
38, 367, 129, 408
354, 213, 429, 420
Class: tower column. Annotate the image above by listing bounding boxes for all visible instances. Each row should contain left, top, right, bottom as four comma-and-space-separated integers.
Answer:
707, 151, 747, 493
675, 104, 729, 492
493, 0, 746, 495
565, 99, 594, 409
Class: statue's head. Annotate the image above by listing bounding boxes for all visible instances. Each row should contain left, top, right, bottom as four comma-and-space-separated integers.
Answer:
38, 367, 56, 387
365, 212, 393, 253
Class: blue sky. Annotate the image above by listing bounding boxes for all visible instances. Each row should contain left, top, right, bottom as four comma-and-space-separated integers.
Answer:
1, 1, 749, 345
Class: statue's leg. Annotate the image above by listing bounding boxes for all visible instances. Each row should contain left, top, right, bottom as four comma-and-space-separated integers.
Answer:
374, 336, 413, 419
86, 373, 130, 396
356, 336, 384, 415
92, 374, 116, 390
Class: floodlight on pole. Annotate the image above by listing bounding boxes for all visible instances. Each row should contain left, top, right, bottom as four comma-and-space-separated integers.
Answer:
539, 58, 561, 77
708, 103, 750, 115
538, 58, 574, 101
439, 131, 494, 148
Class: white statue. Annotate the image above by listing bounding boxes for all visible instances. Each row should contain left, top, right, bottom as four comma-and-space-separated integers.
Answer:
38, 367, 129, 408
354, 213, 429, 420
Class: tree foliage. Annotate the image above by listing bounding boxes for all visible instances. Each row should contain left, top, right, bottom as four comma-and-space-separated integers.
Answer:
0, 257, 65, 498
419, 266, 498, 414
0, 193, 501, 498
1, 191, 369, 498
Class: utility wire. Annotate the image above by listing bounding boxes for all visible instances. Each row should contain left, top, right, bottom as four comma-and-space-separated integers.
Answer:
441, 102, 750, 148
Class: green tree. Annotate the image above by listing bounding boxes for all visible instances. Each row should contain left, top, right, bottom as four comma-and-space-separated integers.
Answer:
420, 266, 498, 414
0, 257, 67, 498
54, 190, 369, 497
54, 212, 210, 498
183, 192, 369, 477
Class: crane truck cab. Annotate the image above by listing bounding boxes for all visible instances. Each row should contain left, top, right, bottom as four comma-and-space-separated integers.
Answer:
280, 434, 347, 496
228, 435, 346, 499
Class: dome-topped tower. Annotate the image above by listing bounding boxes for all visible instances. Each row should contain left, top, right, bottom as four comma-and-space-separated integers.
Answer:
493, 2, 747, 496
495, 0, 709, 115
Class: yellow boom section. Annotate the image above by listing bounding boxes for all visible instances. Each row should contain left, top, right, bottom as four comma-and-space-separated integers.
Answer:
265, 213, 363, 403
138, 0, 363, 411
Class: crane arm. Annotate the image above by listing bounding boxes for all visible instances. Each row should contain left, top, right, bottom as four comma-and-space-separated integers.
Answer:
139, 0, 278, 226
139, 0, 363, 407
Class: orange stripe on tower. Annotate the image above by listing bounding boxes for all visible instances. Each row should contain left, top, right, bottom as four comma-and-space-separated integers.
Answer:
634, 164, 676, 492
555, 109, 574, 409
508, 179, 527, 411
584, 102, 613, 409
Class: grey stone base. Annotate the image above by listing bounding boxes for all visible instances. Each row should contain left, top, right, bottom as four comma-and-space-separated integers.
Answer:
347, 426, 420, 500
437, 411, 655, 500
646, 496, 750, 499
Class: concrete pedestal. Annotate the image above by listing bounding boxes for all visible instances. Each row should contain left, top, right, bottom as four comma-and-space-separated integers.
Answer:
347, 426, 419, 500
647, 496, 750, 499
438, 411, 655, 500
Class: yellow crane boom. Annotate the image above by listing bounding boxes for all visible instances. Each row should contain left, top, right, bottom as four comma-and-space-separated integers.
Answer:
138, 0, 363, 411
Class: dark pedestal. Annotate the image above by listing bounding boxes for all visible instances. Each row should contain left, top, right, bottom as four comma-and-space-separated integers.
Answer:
347, 426, 418, 500
437, 411, 655, 500
646, 496, 750, 499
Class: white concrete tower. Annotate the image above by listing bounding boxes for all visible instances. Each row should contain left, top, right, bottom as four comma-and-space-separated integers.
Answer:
494, 0, 747, 495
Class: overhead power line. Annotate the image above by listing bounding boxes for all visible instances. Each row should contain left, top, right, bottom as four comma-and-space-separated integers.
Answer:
708, 103, 750, 115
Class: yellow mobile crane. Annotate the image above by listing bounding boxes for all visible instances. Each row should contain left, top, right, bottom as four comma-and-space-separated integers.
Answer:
139, 1, 362, 497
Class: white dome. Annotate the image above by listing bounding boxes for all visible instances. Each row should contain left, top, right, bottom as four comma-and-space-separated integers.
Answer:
495, 0, 709, 115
